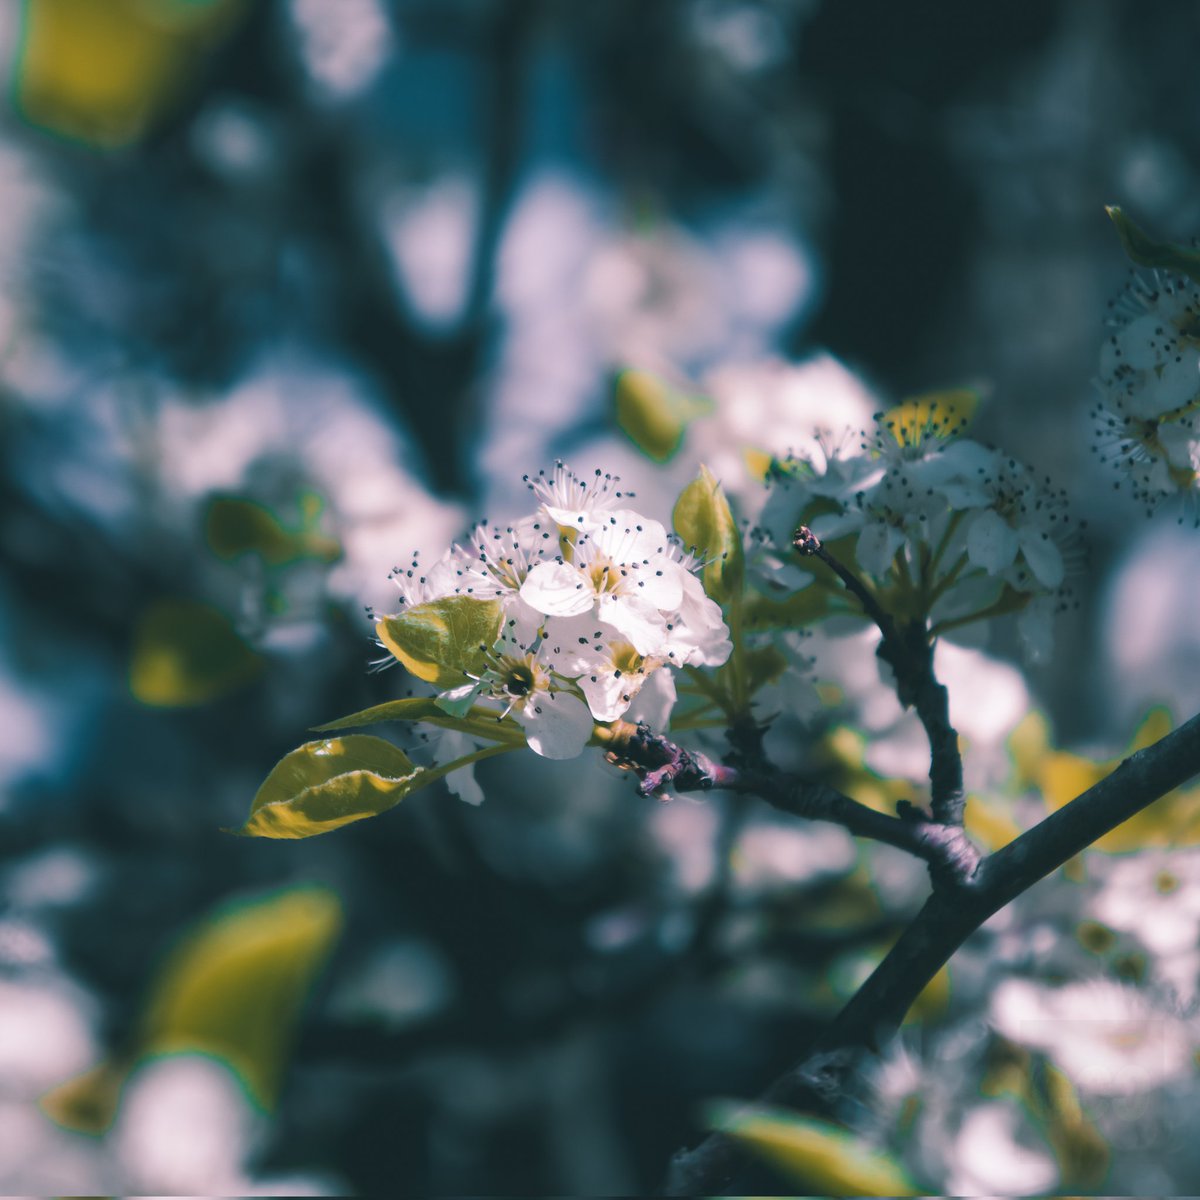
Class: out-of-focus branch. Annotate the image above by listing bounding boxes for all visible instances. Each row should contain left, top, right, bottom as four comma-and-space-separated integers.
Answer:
600, 722, 980, 886
793, 525, 964, 825
661, 706, 1200, 1196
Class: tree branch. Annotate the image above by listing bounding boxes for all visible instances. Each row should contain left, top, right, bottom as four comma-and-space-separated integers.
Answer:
793, 525, 965, 825
601, 722, 980, 887
661, 706, 1200, 1195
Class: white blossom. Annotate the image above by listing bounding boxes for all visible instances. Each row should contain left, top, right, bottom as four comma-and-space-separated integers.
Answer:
1088, 848, 1200, 958
525, 462, 634, 531
954, 451, 1075, 592
945, 1101, 1059, 1197
693, 353, 880, 507
520, 511, 691, 654
438, 621, 595, 761
1093, 271, 1200, 521
375, 465, 732, 762
755, 404, 1079, 657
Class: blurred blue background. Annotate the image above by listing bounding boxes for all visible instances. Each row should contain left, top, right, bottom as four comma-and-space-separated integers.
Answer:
2, 0, 1200, 1192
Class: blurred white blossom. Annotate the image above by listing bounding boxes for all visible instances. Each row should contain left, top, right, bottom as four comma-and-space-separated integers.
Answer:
1093, 271, 1200, 520
990, 976, 1196, 1096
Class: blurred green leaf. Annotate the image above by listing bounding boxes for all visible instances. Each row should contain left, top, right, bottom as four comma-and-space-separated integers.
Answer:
204, 494, 341, 566
744, 585, 841, 631
232, 735, 424, 839
614, 368, 713, 462
742, 643, 789, 693
129, 598, 262, 707
42, 885, 341, 1130
15, 0, 246, 147
376, 596, 504, 688
705, 1101, 918, 1196
1107, 205, 1200, 285
672, 465, 744, 603
139, 885, 342, 1104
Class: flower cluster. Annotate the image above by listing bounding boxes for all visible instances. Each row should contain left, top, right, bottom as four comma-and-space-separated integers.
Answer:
1093, 271, 1200, 522
378, 464, 732, 759
756, 397, 1081, 657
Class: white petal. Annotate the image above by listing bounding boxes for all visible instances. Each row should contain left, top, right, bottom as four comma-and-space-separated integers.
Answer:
537, 614, 612, 673
938, 438, 999, 474
1017, 528, 1064, 589
497, 596, 549, 652
965, 509, 1019, 574
597, 593, 667, 655
592, 511, 672, 560
1158, 419, 1199, 468
542, 503, 607, 531
436, 682, 481, 717
855, 521, 902, 575
629, 560, 685, 610
658, 576, 732, 667
809, 508, 862, 540
1115, 313, 1167, 369
519, 561, 594, 616
1139, 352, 1200, 416
1017, 595, 1054, 662
578, 668, 643, 722
445, 762, 485, 805
437, 729, 486, 804
938, 480, 991, 508
626, 667, 677, 728
518, 691, 594, 759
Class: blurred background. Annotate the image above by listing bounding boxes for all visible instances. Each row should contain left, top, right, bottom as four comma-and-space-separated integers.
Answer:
3, 0, 1200, 1192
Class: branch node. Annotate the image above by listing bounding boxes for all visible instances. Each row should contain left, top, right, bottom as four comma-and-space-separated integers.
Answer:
606, 722, 720, 798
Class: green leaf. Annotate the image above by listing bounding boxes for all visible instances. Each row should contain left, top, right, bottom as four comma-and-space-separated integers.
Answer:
743, 586, 840, 631
314, 698, 527, 745
42, 885, 341, 1130
204, 494, 340, 566
1107, 205, 1200, 285
614, 368, 713, 463
376, 596, 504, 688
672, 465, 744, 603
706, 1101, 919, 1196
742, 643, 790, 693
233, 735, 425, 839
314, 697, 447, 730
129, 598, 262, 707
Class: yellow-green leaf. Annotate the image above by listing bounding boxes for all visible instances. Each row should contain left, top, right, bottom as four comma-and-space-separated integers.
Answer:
140, 886, 341, 1104
129, 598, 262, 707
672, 465, 744, 603
1107, 205, 1200, 285
42, 885, 341, 1130
614, 368, 713, 462
964, 793, 1022, 851
15, 0, 246, 147
314, 698, 526, 745
204, 495, 340, 566
376, 596, 504, 688
234, 735, 424, 839
1034, 707, 1200, 852
314, 698, 448, 731
706, 1102, 918, 1196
